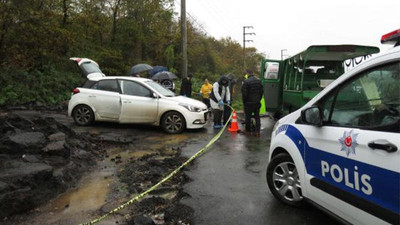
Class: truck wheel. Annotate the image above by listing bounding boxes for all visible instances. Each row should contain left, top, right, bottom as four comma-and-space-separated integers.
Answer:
266, 153, 304, 207
73, 105, 94, 126
161, 111, 186, 134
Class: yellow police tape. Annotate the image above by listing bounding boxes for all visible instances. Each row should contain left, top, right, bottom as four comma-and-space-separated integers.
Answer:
79, 106, 234, 225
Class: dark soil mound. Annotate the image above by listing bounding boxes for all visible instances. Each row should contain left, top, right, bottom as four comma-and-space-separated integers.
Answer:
0, 112, 101, 219
119, 149, 194, 225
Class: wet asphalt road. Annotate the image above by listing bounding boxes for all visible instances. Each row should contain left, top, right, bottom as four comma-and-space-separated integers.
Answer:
181, 116, 339, 225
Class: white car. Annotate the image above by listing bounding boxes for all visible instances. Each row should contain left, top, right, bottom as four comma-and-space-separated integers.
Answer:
68, 58, 209, 134
266, 30, 400, 224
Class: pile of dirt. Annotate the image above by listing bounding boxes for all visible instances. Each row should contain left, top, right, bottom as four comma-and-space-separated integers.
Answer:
120, 149, 194, 225
0, 112, 102, 219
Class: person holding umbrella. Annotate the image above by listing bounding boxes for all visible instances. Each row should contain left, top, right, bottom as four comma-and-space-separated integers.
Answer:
180, 73, 193, 97
152, 71, 178, 91
130, 63, 153, 77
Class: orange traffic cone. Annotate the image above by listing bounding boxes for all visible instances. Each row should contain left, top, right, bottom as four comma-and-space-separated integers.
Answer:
228, 110, 240, 132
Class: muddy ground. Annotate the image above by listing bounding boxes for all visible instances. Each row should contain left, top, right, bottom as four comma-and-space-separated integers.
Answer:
0, 109, 211, 225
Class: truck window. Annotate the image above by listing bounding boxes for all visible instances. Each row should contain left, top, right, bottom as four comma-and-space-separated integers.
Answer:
264, 62, 279, 79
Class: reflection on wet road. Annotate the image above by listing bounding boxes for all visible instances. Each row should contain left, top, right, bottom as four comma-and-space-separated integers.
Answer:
181, 117, 339, 225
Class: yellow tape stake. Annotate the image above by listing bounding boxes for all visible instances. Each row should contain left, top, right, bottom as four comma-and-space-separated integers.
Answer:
80, 106, 234, 225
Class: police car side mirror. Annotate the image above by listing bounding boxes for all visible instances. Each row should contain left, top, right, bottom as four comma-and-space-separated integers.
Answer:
301, 106, 323, 126
152, 92, 159, 98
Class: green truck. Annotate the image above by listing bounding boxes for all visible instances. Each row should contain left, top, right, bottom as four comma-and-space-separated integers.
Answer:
260, 45, 380, 116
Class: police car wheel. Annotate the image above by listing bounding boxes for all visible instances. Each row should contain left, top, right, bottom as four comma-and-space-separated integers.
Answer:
266, 153, 304, 207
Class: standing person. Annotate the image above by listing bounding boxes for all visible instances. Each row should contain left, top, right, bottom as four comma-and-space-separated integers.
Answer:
200, 78, 213, 109
223, 74, 237, 125
210, 75, 231, 129
180, 73, 193, 97
241, 70, 263, 136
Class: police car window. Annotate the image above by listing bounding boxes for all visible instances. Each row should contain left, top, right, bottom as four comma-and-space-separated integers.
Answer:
319, 62, 400, 132
92, 80, 119, 93
119, 80, 151, 97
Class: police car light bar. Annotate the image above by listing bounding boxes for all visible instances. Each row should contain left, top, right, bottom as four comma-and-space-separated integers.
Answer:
381, 29, 400, 46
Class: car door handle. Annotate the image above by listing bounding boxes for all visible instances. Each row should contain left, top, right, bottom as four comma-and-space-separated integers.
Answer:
368, 140, 398, 153
89, 95, 96, 98
123, 101, 131, 103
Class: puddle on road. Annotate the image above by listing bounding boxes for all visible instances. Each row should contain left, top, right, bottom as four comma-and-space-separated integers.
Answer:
108, 134, 192, 161
146, 134, 189, 149
51, 176, 111, 214
109, 147, 157, 160
50, 135, 191, 215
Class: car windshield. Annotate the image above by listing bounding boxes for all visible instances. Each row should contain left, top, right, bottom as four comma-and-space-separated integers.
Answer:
145, 80, 176, 97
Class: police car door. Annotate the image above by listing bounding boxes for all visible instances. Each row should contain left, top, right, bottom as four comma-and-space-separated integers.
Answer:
299, 61, 400, 225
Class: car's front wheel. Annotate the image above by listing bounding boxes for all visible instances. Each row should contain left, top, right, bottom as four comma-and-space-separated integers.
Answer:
72, 105, 94, 126
266, 153, 304, 207
161, 111, 185, 134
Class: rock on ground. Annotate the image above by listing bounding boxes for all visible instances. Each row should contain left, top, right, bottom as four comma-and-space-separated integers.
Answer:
0, 112, 99, 219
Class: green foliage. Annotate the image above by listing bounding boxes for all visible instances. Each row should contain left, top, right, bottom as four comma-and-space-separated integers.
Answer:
0, 0, 263, 107
0, 65, 83, 106
232, 99, 243, 111
164, 45, 175, 70
97, 49, 126, 76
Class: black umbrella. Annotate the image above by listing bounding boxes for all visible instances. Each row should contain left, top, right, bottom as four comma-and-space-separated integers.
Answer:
149, 66, 168, 76
152, 71, 178, 81
130, 64, 153, 75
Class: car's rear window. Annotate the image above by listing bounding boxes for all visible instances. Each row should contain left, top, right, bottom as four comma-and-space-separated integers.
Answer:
81, 61, 102, 74
82, 80, 96, 88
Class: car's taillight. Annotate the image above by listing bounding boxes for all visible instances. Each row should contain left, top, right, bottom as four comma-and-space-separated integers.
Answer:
72, 88, 80, 95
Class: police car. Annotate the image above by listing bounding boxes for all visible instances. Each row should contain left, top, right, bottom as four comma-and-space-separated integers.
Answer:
266, 29, 400, 225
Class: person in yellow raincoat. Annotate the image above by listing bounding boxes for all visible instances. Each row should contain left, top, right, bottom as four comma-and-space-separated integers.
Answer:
200, 78, 213, 109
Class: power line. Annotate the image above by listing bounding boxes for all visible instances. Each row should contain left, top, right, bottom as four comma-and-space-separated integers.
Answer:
195, 1, 237, 39
174, 0, 208, 35
174, 0, 238, 40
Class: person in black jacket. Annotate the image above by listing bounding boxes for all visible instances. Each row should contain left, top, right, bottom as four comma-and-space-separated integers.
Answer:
241, 70, 263, 136
180, 73, 193, 97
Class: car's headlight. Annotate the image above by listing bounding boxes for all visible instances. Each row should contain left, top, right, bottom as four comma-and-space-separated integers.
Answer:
179, 103, 202, 112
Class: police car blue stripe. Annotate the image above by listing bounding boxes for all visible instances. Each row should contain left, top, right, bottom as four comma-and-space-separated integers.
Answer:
281, 124, 400, 220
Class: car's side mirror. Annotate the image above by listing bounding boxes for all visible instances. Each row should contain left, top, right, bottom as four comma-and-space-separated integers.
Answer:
301, 106, 323, 126
152, 92, 159, 98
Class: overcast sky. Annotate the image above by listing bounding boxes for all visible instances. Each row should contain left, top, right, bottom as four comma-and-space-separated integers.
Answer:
174, 0, 400, 59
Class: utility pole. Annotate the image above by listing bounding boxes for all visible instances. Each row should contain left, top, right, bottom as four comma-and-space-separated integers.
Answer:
281, 49, 287, 60
243, 26, 255, 71
181, 0, 187, 78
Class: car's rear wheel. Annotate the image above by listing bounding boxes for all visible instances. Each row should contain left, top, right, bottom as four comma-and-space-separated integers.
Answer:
73, 105, 94, 126
161, 111, 185, 134
266, 153, 304, 207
